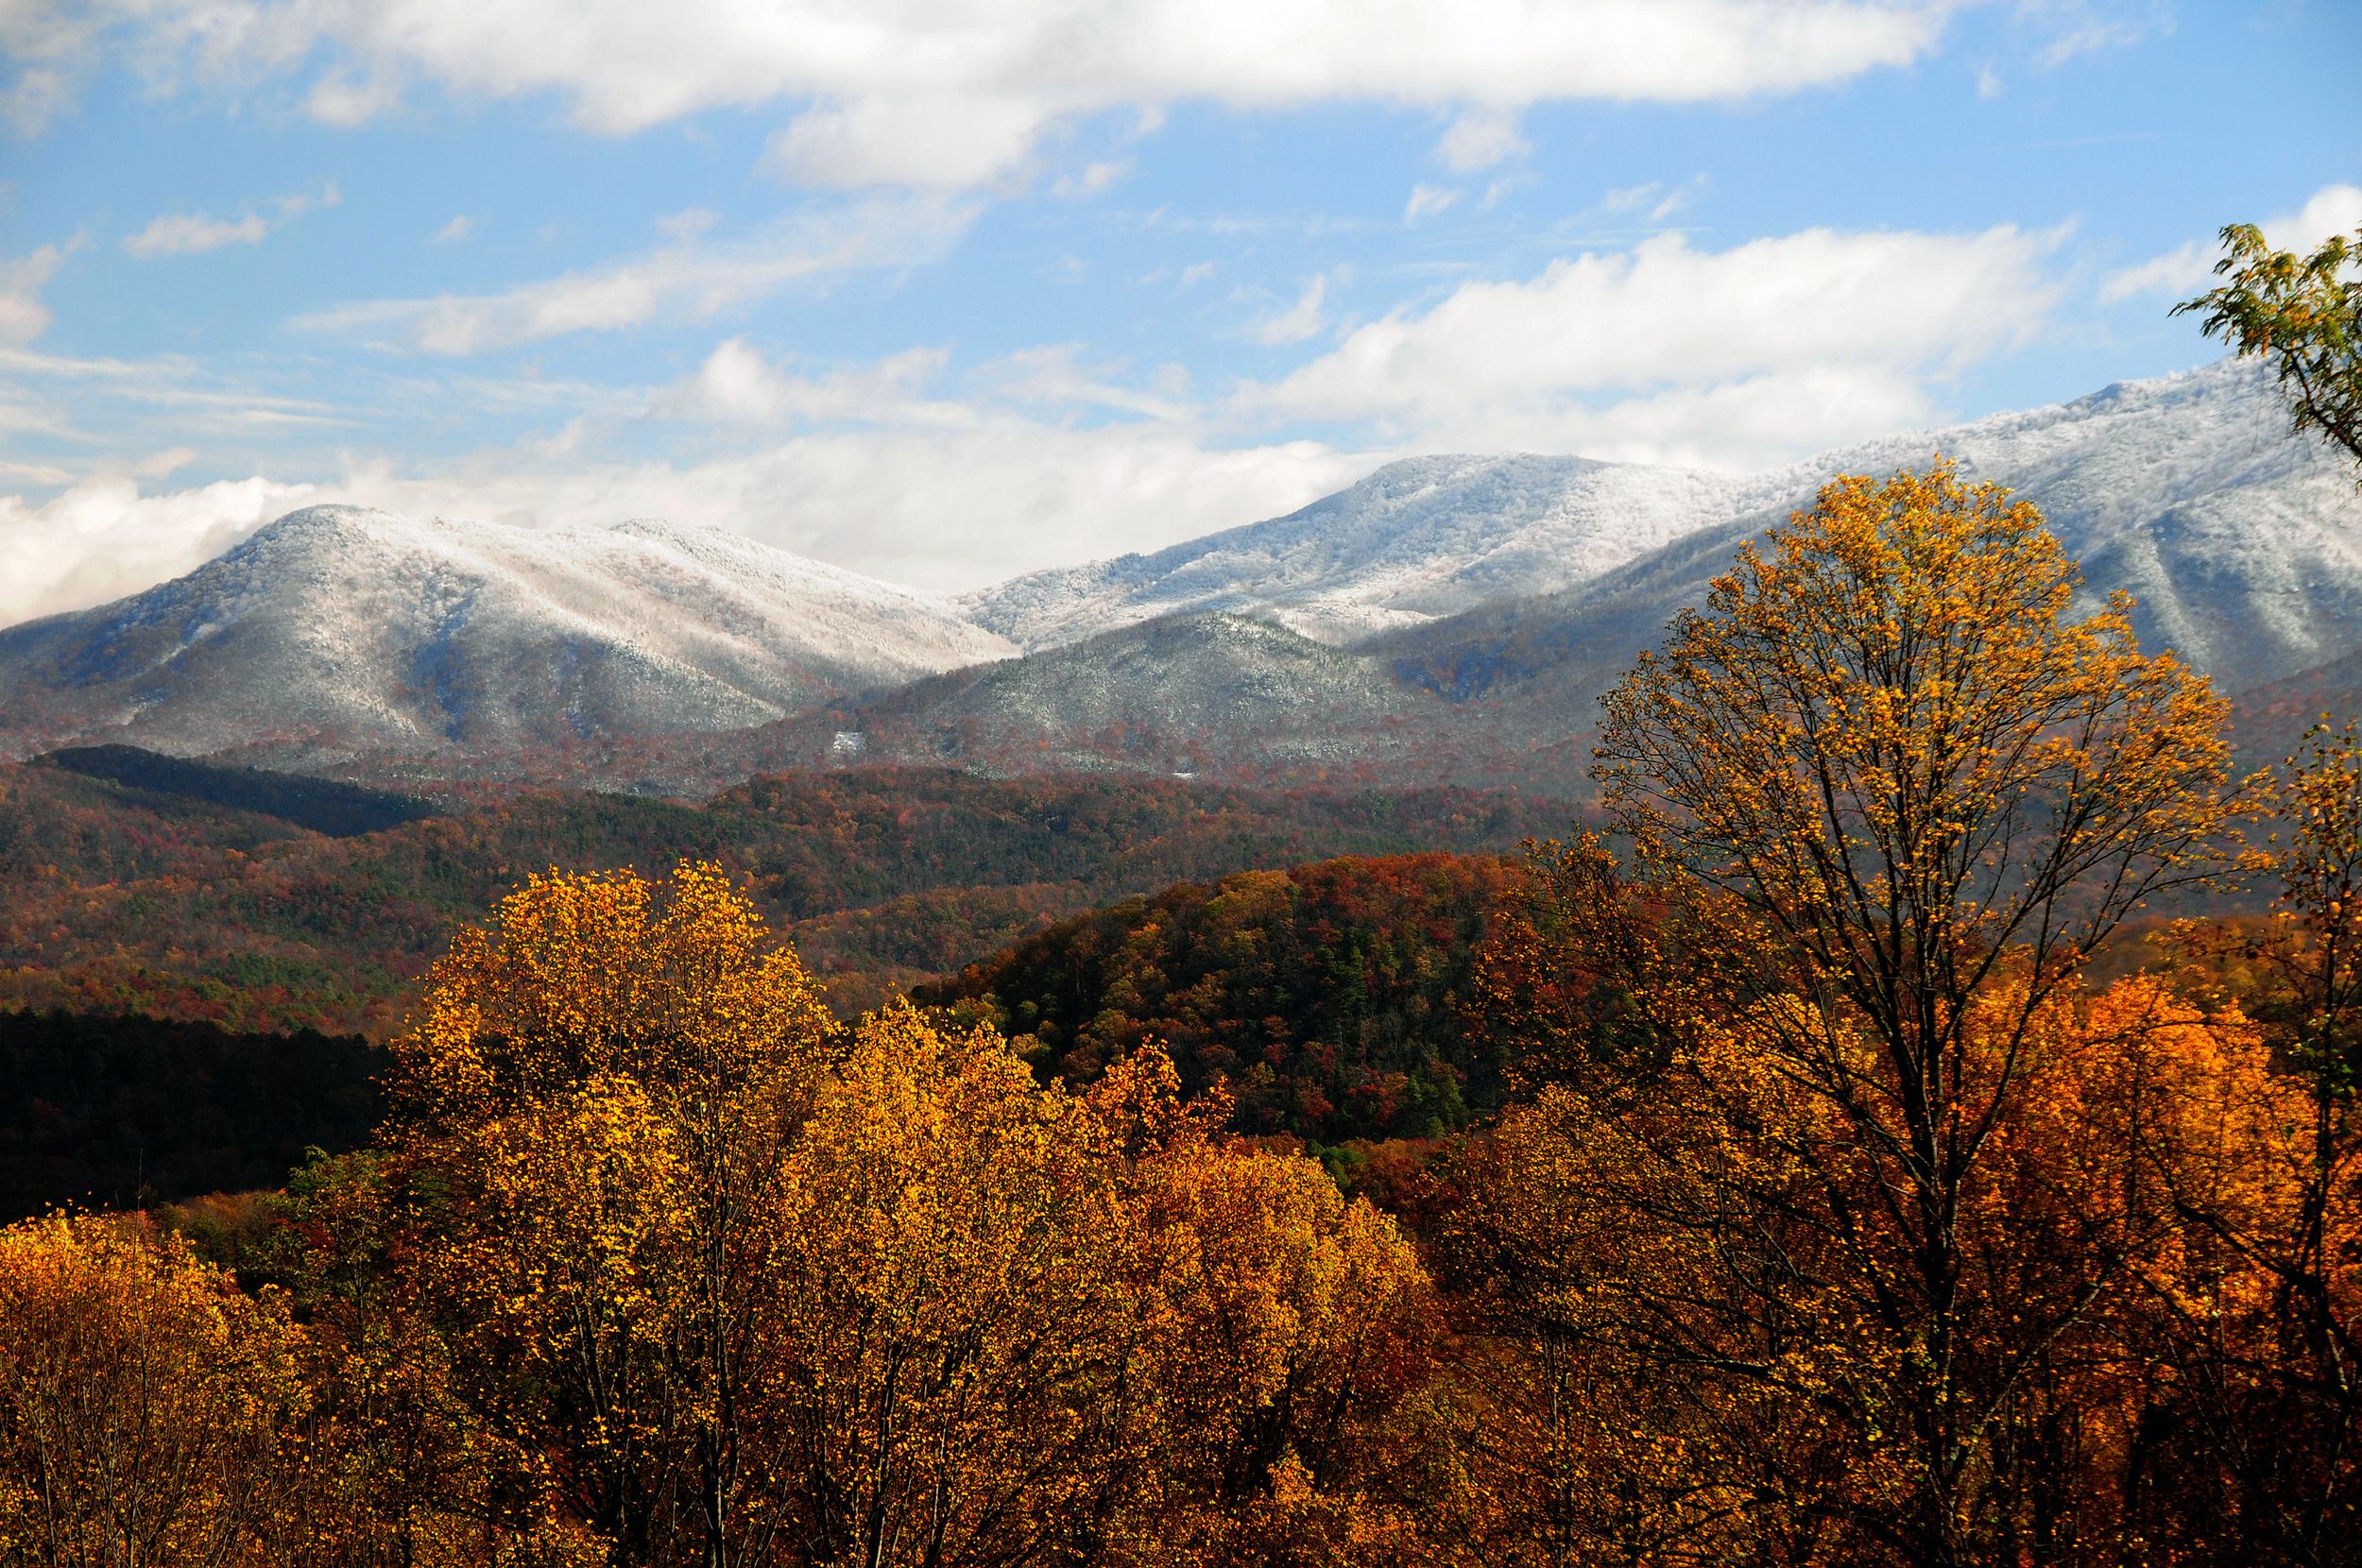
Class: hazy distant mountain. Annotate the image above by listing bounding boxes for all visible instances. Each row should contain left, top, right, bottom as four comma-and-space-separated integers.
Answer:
0, 506, 1014, 765
701, 612, 1446, 786
881, 612, 1402, 739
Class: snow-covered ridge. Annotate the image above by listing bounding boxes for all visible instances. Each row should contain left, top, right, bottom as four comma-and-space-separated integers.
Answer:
0, 505, 1015, 763
961, 454, 1786, 650
965, 357, 2353, 659
2, 356, 2355, 782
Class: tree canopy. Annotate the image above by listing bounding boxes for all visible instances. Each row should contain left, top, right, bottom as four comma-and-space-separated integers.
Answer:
2178, 220, 2362, 471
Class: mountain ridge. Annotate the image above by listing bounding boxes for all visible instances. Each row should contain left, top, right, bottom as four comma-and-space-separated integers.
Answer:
0, 504, 1016, 765
2, 357, 2356, 790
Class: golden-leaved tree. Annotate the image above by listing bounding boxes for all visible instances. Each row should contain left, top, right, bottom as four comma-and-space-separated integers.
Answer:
2131, 722, 2362, 1559
1455, 464, 2253, 1563
373, 860, 1441, 1566
386, 861, 838, 1562
0, 1215, 309, 1568
2177, 220, 2361, 470
759, 1004, 1163, 1565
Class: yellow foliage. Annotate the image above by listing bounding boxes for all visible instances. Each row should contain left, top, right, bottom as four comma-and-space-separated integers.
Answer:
372, 861, 1442, 1563
0, 1215, 307, 1568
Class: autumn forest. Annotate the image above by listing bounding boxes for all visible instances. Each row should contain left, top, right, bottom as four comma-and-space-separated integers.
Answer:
6, 233, 2362, 1567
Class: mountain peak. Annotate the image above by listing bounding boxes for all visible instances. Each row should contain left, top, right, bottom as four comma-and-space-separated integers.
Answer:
0, 502, 1015, 767
230, 503, 408, 554
965, 449, 1761, 651
607, 515, 707, 544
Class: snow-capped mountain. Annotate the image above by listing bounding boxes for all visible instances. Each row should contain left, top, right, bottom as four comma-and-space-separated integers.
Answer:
968, 359, 2362, 692
0, 506, 1015, 764
1374, 359, 2362, 713
963, 455, 1787, 650
638, 609, 1463, 794
2, 357, 2354, 792
836, 611, 1426, 775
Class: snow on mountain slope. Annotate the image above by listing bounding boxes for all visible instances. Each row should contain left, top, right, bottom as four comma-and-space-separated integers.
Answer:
963, 455, 1785, 651
968, 358, 2362, 676
868, 611, 1412, 740
1373, 358, 2362, 710
681, 611, 1446, 789
1801, 359, 2362, 690
0, 506, 1015, 762
4, 357, 2349, 791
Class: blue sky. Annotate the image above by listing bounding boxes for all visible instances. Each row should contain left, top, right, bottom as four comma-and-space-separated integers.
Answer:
2, 0, 2357, 622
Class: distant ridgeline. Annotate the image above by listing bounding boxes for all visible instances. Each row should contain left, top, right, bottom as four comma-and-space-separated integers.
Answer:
0, 1010, 382, 1222
0, 749, 1572, 1036
35, 744, 440, 838
4, 362, 2356, 798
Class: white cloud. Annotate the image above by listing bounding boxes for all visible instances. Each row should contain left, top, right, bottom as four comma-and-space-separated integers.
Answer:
135, 445, 199, 477
1404, 184, 1460, 223
1050, 158, 1134, 200
1441, 365, 1944, 469
0, 419, 1374, 621
1602, 174, 1709, 222
1, 208, 2088, 622
1238, 222, 2067, 461
1255, 274, 1329, 346
50, 0, 1953, 191
0, 241, 76, 346
0, 340, 351, 436
277, 180, 341, 216
294, 195, 977, 354
2101, 182, 2362, 305
431, 213, 473, 244
984, 343, 1194, 421
304, 68, 404, 125
0, 472, 324, 625
651, 337, 961, 425
125, 210, 270, 257
1478, 175, 1532, 211
0, 312, 1382, 620
124, 181, 339, 258
0, 0, 115, 133
1434, 108, 1529, 172
656, 207, 720, 243
2023, 0, 2170, 68
763, 92, 1051, 190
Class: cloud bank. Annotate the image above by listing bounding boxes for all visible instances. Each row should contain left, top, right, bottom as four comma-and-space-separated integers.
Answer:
10, 0, 1950, 190
293, 196, 976, 353
1, 212, 2096, 624
1239, 223, 2066, 464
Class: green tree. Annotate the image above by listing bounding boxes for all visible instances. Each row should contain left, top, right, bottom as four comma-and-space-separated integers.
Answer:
2177, 222, 2362, 470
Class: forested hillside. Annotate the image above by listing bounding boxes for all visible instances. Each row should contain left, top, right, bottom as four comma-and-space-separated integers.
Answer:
0, 758, 1568, 1031
919, 853, 1521, 1142
0, 1011, 381, 1220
